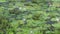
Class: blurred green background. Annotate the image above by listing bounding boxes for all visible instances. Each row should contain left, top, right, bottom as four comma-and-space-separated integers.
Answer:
0, 0, 60, 34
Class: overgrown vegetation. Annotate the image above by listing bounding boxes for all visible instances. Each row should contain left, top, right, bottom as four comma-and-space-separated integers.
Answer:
0, 0, 60, 34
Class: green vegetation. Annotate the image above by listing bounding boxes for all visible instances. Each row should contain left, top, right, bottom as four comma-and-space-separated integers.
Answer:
0, 0, 60, 34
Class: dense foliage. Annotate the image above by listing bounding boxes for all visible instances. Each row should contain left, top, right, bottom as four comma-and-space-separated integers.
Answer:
0, 0, 60, 34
